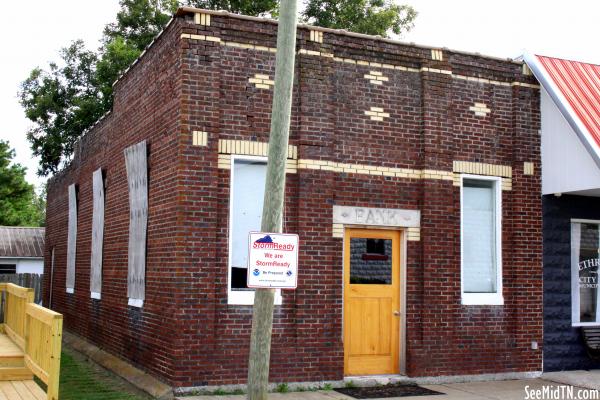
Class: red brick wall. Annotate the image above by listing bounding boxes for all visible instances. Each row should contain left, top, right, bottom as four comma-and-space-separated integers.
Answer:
44, 18, 184, 384
45, 10, 542, 389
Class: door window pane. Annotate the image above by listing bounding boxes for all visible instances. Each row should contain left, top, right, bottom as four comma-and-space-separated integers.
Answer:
350, 238, 392, 284
463, 179, 497, 293
231, 159, 267, 290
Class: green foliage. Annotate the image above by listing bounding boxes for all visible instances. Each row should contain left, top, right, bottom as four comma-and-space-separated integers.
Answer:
183, 0, 277, 16
323, 383, 333, 391
0, 141, 45, 227
20, 41, 104, 175
303, 0, 417, 37
275, 383, 289, 393
103, 0, 177, 51
345, 380, 357, 388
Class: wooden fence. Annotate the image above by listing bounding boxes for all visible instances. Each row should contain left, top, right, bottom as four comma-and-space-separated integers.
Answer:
0, 274, 43, 322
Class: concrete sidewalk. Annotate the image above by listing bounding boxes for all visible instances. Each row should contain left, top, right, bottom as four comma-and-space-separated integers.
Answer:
177, 378, 597, 400
543, 369, 600, 391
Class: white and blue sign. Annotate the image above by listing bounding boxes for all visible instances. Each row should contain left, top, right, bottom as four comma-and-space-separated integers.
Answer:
247, 232, 299, 289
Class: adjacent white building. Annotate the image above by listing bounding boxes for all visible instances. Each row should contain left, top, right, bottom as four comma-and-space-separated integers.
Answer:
0, 226, 44, 274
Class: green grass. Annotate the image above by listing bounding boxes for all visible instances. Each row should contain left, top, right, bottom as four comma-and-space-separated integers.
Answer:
54, 349, 152, 400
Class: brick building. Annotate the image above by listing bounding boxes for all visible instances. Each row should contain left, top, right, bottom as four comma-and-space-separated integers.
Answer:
44, 8, 543, 391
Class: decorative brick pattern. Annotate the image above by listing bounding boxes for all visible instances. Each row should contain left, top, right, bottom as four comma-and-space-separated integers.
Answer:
248, 74, 274, 89
180, 33, 220, 42
524, 162, 535, 175
194, 12, 211, 26
469, 102, 491, 117
453, 161, 512, 177
431, 49, 443, 61
364, 71, 389, 85
365, 107, 390, 121
309, 30, 323, 43
406, 227, 420, 241
452, 161, 513, 190
332, 223, 344, 238
192, 131, 208, 146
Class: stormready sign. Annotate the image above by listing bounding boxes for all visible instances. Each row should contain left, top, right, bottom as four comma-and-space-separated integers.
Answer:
247, 232, 299, 289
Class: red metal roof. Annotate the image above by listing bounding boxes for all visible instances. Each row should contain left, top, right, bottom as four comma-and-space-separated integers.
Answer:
536, 55, 600, 150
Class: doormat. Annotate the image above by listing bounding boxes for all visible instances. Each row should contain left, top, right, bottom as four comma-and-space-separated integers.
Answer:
334, 383, 444, 398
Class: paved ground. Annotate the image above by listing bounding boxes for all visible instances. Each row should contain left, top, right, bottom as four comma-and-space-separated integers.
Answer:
178, 376, 600, 400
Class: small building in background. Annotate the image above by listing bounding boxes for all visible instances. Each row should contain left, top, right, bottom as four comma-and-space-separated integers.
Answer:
524, 54, 600, 371
0, 226, 44, 275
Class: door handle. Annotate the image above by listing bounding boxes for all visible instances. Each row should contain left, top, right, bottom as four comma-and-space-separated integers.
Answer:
393, 310, 401, 316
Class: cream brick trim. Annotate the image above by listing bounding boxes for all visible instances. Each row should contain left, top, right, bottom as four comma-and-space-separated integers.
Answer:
297, 159, 454, 181
407, 227, 421, 241
469, 102, 491, 117
364, 71, 389, 85
431, 49, 443, 61
194, 12, 211, 26
298, 48, 334, 58
218, 140, 298, 172
218, 139, 297, 159
309, 30, 323, 43
523, 162, 534, 175
181, 35, 539, 90
421, 67, 453, 75
218, 154, 231, 169
453, 161, 513, 191
249, 73, 274, 89
522, 64, 532, 76
192, 131, 208, 146
180, 33, 221, 42
332, 223, 344, 238
452, 161, 512, 178
511, 81, 540, 89
217, 142, 297, 173
365, 107, 390, 121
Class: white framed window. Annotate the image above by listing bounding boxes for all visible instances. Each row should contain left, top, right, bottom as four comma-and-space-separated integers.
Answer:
571, 219, 600, 326
460, 174, 503, 305
228, 155, 282, 305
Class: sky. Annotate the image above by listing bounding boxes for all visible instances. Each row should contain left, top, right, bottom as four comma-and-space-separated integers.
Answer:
1, 0, 599, 191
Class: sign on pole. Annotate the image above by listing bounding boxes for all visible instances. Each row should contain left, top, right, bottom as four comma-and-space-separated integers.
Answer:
247, 232, 299, 289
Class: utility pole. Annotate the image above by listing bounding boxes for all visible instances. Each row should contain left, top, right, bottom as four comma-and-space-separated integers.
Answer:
247, 1, 298, 400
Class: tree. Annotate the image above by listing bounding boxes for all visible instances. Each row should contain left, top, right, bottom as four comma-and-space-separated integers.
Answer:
185, 0, 277, 16
20, 41, 103, 176
303, 0, 417, 37
20, 0, 416, 176
0, 141, 45, 227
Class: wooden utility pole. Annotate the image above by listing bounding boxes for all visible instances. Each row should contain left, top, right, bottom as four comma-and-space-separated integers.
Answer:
247, 1, 298, 400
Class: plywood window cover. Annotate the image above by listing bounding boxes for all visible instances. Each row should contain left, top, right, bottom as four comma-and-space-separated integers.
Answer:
124, 141, 148, 308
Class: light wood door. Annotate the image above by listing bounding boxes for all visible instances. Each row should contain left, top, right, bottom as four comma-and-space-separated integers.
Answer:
344, 229, 400, 375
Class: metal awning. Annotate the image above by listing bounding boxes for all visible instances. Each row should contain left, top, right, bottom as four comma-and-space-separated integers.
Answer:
525, 54, 600, 168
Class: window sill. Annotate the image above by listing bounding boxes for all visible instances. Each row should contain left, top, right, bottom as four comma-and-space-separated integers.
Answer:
462, 293, 504, 306
572, 322, 600, 327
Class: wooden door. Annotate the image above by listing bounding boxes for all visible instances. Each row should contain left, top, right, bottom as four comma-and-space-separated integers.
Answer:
344, 229, 400, 375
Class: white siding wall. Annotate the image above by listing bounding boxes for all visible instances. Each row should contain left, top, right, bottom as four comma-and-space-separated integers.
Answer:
542, 87, 600, 195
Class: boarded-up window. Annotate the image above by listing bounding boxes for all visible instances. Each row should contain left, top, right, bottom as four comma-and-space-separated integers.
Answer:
90, 169, 105, 299
66, 184, 77, 293
124, 141, 148, 307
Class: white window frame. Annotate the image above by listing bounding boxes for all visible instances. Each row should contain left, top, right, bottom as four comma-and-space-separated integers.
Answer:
571, 218, 600, 327
460, 174, 504, 306
227, 155, 282, 305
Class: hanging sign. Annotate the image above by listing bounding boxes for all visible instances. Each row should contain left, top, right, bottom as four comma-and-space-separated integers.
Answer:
247, 232, 299, 289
